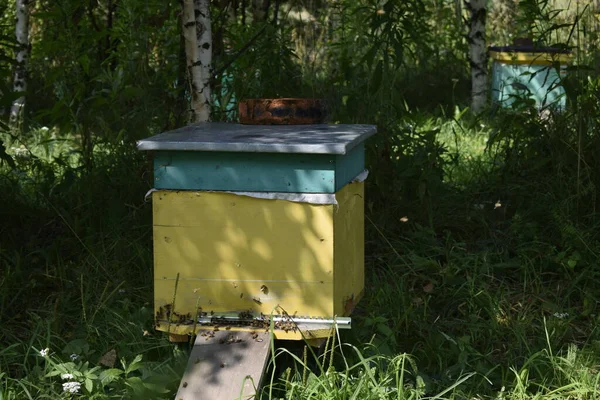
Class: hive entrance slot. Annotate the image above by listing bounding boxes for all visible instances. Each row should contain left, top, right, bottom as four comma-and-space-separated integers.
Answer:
232, 134, 265, 139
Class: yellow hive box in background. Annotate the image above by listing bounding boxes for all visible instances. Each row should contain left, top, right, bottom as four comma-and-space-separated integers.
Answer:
152, 181, 364, 340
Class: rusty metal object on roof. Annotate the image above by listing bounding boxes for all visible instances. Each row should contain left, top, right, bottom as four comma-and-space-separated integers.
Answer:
238, 98, 328, 125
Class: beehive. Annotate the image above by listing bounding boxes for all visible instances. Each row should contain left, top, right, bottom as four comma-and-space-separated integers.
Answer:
137, 123, 376, 340
489, 45, 572, 111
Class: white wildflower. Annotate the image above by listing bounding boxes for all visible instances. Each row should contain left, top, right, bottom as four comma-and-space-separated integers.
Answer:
14, 147, 30, 157
70, 354, 79, 361
40, 348, 50, 357
118, 289, 126, 294
62, 381, 81, 394
61, 373, 74, 380
553, 312, 569, 319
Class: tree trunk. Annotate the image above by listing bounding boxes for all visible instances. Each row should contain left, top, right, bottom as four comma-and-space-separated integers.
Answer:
182, 0, 212, 122
241, 0, 246, 25
251, 0, 270, 21
194, 0, 212, 122
489, 0, 518, 46
466, 0, 487, 114
10, 0, 31, 128
454, 0, 462, 27
106, 0, 119, 69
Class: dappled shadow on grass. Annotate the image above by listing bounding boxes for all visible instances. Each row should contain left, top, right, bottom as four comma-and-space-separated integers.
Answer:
346, 109, 600, 397
0, 146, 171, 382
4, 104, 600, 398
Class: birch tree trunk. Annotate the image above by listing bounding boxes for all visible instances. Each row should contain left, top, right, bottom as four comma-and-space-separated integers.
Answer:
194, 0, 212, 122
182, 0, 212, 123
466, 0, 487, 114
10, 0, 30, 128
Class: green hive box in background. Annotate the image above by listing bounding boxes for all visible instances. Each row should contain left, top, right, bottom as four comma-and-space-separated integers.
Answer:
489, 46, 572, 111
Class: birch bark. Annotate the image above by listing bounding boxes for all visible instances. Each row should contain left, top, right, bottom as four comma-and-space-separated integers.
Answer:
466, 0, 487, 114
182, 0, 212, 123
194, 0, 212, 122
10, 0, 30, 127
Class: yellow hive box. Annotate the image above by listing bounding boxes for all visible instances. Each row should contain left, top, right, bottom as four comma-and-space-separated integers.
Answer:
152, 181, 364, 340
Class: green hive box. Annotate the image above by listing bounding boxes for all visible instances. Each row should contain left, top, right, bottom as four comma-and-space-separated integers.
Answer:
139, 122, 374, 193
489, 46, 572, 111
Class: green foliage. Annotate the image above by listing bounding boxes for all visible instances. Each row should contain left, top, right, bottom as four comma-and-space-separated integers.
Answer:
263, 341, 475, 399
20, 0, 184, 169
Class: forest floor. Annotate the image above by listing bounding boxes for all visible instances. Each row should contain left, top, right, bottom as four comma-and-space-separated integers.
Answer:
2, 108, 600, 399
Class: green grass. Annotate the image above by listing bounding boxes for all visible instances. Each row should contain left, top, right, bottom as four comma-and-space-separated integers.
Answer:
2, 100, 600, 399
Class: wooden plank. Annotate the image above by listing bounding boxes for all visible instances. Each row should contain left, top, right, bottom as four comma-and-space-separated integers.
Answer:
159, 322, 335, 341
152, 146, 366, 193
176, 331, 271, 400
154, 279, 334, 326
137, 122, 376, 155
153, 150, 338, 193
152, 189, 336, 324
333, 182, 365, 316
334, 143, 365, 191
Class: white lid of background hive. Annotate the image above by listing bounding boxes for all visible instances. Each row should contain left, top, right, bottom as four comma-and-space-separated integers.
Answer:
136, 123, 377, 155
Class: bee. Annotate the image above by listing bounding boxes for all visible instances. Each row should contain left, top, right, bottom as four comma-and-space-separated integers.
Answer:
260, 285, 269, 294
238, 310, 253, 320
164, 304, 172, 319
253, 297, 262, 305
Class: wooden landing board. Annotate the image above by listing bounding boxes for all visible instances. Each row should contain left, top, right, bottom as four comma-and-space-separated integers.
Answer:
176, 331, 271, 400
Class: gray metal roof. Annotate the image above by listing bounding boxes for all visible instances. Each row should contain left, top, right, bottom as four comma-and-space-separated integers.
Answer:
136, 122, 376, 155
